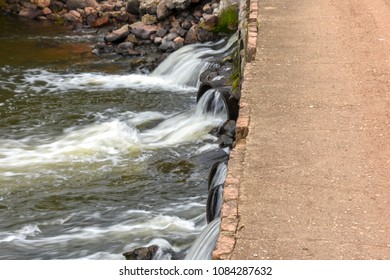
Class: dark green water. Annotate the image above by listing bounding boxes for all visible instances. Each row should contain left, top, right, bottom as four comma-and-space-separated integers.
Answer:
0, 15, 227, 259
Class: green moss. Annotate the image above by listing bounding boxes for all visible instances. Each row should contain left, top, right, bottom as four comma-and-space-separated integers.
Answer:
214, 5, 239, 34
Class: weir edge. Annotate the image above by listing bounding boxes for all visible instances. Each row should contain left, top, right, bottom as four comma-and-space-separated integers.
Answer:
212, 0, 258, 260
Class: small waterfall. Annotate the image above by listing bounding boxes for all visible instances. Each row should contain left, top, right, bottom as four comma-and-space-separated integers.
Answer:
151, 33, 238, 87
184, 218, 221, 260
208, 161, 228, 190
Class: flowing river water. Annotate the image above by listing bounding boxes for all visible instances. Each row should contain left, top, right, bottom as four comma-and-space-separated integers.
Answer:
0, 15, 235, 259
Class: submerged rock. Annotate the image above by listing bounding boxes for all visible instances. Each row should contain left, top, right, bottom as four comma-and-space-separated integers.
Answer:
123, 245, 159, 260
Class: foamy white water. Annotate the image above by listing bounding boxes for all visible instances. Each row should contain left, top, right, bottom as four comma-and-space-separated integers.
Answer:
0, 24, 237, 259
151, 32, 238, 87
0, 68, 195, 94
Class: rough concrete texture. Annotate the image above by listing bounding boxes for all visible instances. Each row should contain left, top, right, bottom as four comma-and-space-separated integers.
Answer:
229, 0, 390, 259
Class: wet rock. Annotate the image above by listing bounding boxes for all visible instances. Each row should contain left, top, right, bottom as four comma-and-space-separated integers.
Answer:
19, 7, 43, 19
123, 245, 158, 260
206, 184, 223, 223
104, 24, 130, 44
217, 134, 234, 148
197, 27, 212, 42
116, 41, 135, 55
130, 21, 158, 39
42, 7, 52, 15
219, 120, 236, 138
165, 0, 191, 10
126, 0, 140, 14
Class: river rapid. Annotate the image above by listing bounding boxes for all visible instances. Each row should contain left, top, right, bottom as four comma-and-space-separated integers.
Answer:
0, 16, 233, 259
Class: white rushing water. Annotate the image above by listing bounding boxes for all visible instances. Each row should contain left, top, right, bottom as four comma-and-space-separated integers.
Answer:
151, 33, 238, 87
0, 30, 237, 259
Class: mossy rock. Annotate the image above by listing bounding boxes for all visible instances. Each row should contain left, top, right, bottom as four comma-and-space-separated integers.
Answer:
214, 5, 239, 34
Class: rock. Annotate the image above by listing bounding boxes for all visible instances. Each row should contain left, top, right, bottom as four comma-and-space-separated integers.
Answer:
126, 34, 139, 44
85, 0, 98, 8
100, 3, 115, 12
116, 41, 135, 55
130, 21, 158, 39
156, 0, 170, 20
66, 0, 86, 10
165, 0, 191, 10
156, 27, 167, 37
173, 36, 184, 45
32, 0, 51, 8
169, 21, 187, 37
139, 0, 158, 15
203, 3, 212, 14
123, 245, 158, 260
19, 7, 44, 19
181, 19, 192, 30
63, 12, 81, 23
197, 28, 212, 42
92, 14, 110, 27
184, 24, 198, 44
42, 7, 52, 15
126, 0, 140, 14
104, 24, 131, 44
154, 36, 162, 44
141, 14, 157, 24
49, 1, 65, 13
199, 14, 218, 30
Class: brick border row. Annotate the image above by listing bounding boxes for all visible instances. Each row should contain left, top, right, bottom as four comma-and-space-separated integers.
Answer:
212, 0, 258, 259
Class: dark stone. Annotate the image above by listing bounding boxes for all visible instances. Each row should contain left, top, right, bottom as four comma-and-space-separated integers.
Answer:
219, 120, 236, 138
184, 24, 198, 44
104, 25, 130, 44
123, 245, 158, 260
117, 41, 134, 50
126, 0, 140, 14
66, 0, 86, 10
49, 0, 65, 12
206, 184, 223, 223
197, 28, 212, 42
217, 134, 234, 148
131, 21, 158, 40
181, 19, 192, 30
156, 27, 167, 37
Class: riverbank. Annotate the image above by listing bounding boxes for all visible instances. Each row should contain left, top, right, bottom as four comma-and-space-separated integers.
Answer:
1, 0, 239, 63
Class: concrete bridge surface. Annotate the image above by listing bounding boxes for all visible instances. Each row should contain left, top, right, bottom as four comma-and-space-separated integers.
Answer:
223, 0, 390, 259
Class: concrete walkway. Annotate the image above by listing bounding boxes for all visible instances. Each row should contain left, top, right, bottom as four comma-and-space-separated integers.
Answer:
230, 0, 390, 259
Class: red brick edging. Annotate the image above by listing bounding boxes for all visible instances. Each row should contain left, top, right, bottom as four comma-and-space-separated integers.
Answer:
212, 0, 258, 260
